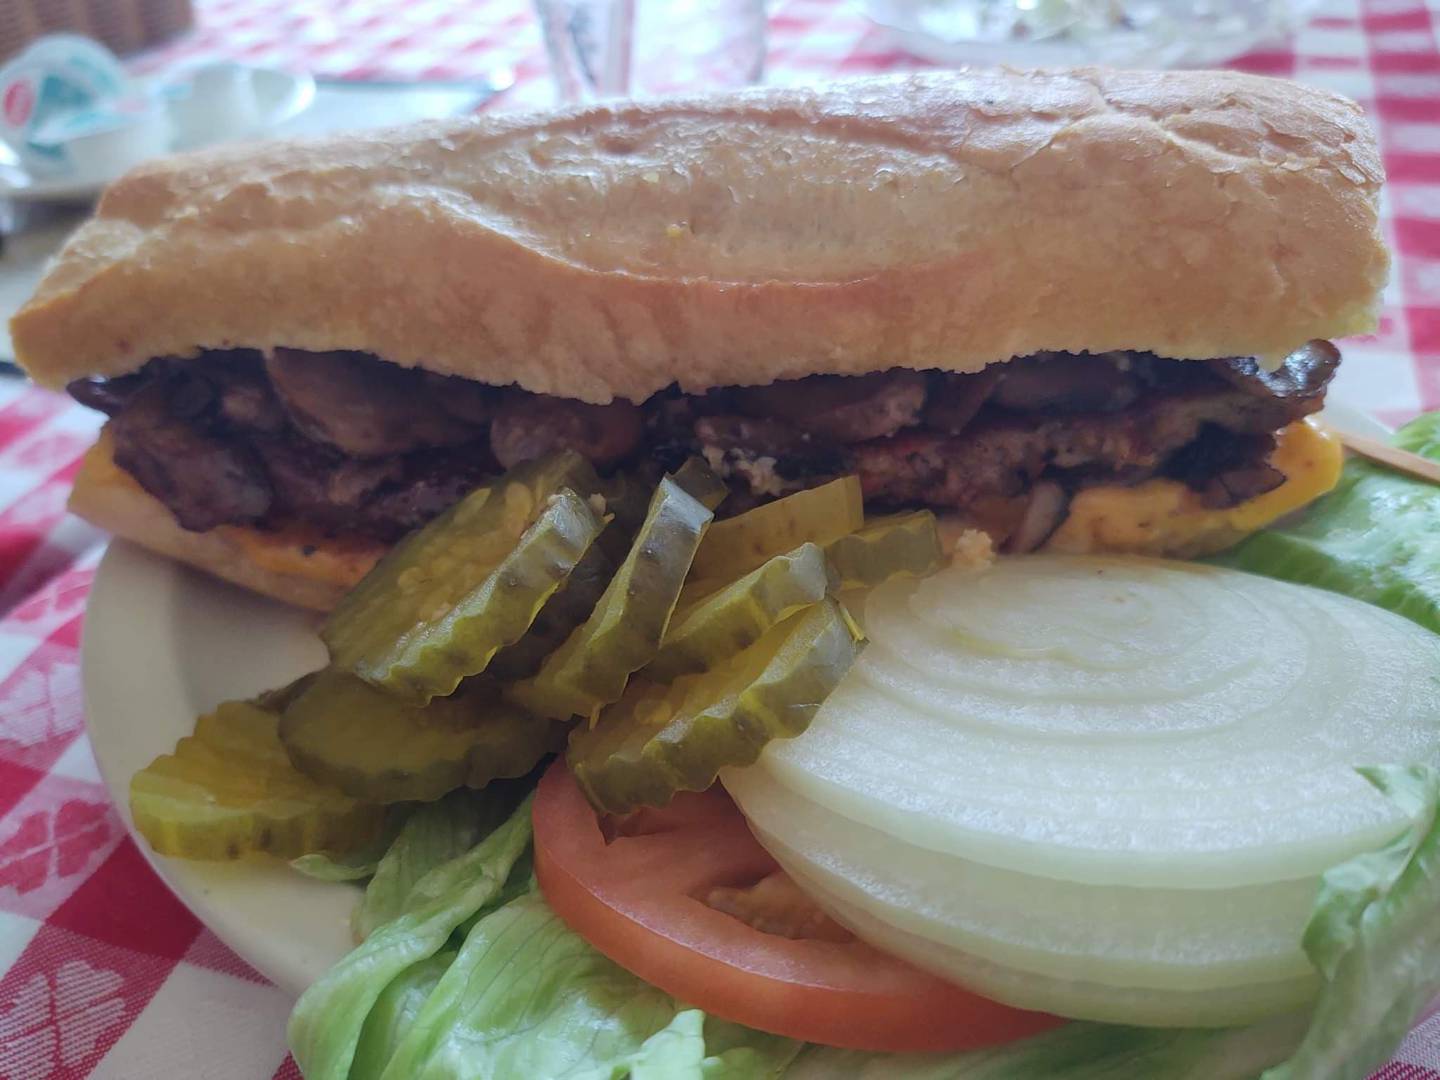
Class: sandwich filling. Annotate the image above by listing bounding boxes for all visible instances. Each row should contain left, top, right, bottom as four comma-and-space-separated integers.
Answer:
66, 343, 1339, 554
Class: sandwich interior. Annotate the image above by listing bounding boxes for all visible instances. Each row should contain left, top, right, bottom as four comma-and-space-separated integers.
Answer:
66, 341, 1347, 606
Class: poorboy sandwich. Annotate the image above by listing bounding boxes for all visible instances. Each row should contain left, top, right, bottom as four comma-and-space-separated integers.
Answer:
13, 68, 1386, 609
53, 69, 1440, 1079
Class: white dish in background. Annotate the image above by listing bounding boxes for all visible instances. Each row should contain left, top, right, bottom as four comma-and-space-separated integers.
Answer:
0, 73, 508, 205
79, 400, 1398, 998
864, 0, 1319, 69
0, 67, 314, 204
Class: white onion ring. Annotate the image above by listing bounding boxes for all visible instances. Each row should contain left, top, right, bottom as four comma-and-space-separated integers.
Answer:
723, 555, 1440, 1024
759, 557, 1440, 887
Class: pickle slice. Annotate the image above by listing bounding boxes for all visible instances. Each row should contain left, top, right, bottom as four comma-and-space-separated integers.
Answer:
510, 475, 715, 720
130, 701, 383, 861
253, 672, 318, 713
687, 476, 865, 586
645, 543, 833, 682
486, 460, 727, 682
670, 456, 730, 512
824, 510, 944, 590
279, 672, 567, 804
595, 472, 651, 550
323, 455, 606, 701
567, 598, 862, 814
599, 458, 724, 546
486, 542, 617, 682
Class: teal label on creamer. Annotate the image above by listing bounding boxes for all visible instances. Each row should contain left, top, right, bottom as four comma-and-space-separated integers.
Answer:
0, 34, 128, 174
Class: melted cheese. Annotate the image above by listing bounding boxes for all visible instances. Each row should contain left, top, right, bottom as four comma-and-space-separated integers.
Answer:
221, 522, 382, 589
1045, 419, 1343, 559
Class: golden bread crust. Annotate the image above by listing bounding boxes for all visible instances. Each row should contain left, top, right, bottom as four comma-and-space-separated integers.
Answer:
14, 69, 1385, 402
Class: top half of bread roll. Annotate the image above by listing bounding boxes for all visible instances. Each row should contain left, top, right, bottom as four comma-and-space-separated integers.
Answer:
13, 68, 1386, 403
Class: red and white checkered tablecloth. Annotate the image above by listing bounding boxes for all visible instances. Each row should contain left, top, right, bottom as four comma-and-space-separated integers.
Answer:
1, 0, 1439, 1076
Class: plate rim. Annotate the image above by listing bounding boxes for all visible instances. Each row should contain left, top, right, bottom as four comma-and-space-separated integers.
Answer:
81, 539, 356, 997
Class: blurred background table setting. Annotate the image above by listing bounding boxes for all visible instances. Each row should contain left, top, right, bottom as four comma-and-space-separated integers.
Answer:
0, 0, 1437, 1077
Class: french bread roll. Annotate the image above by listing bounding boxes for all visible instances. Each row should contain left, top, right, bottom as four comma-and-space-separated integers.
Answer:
70, 431, 383, 611
14, 69, 1385, 403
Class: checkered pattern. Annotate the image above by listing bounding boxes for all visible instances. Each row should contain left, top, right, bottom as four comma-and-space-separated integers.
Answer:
0, 0, 1438, 1075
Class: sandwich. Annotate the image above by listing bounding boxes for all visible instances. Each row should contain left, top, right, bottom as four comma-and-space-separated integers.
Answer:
12, 68, 1386, 611
29, 69, 1440, 1080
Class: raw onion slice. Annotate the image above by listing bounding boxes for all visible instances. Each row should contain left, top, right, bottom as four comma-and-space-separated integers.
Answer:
778, 859, 1319, 1027
759, 556, 1440, 888
722, 763, 1318, 991
722, 555, 1440, 1027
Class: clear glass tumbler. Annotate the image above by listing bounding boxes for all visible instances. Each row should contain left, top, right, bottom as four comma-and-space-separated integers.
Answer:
533, 0, 767, 102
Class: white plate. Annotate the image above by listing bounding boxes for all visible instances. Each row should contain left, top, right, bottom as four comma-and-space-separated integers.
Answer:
79, 401, 1399, 998
83, 541, 344, 996
0, 68, 314, 204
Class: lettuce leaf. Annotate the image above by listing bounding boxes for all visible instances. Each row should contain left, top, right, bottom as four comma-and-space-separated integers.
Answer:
1262, 765, 1440, 1079
287, 793, 533, 1080
1216, 413, 1440, 635
366, 887, 799, 1079
351, 950, 457, 1080
354, 788, 519, 941
292, 806, 416, 883
785, 1015, 1307, 1079
375, 889, 701, 1079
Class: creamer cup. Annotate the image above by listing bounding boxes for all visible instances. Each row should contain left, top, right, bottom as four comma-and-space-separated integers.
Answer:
0, 35, 132, 176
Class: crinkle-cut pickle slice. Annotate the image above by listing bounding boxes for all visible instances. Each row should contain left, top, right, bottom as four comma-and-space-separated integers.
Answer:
322, 452, 606, 703
130, 701, 383, 861
486, 541, 617, 682
279, 671, 566, 804
686, 475, 865, 589
595, 471, 651, 548
567, 598, 863, 814
825, 511, 944, 591
669, 456, 730, 511
490, 457, 724, 683
489, 457, 725, 685
646, 542, 833, 682
509, 475, 715, 721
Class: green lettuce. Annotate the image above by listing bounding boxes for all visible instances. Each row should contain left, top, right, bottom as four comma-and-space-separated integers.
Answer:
291, 806, 416, 883
1217, 413, 1440, 634
288, 793, 533, 1080
351, 950, 457, 1080
355, 788, 520, 941
1262, 766, 1440, 1079
374, 887, 682, 1078
786, 1016, 1307, 1079
371, 889, 798, 1080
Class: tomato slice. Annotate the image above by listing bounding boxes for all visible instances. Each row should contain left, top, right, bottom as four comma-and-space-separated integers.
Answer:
533, 761, 1062, 1053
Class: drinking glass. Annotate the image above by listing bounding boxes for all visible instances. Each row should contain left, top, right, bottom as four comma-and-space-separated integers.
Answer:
533, 0, 767, 102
